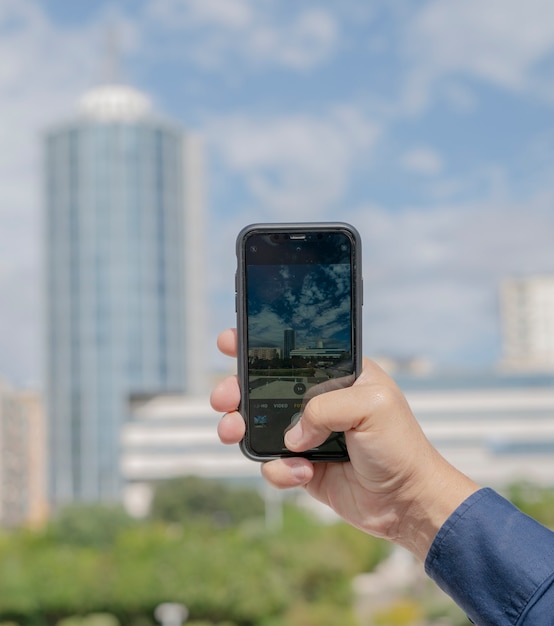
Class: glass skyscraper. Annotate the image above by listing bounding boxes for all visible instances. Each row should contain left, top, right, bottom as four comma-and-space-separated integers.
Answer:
45, 84, 206, 506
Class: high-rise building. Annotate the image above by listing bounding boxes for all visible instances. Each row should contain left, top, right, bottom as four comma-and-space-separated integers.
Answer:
283, 329, 296, 360
500, 275, 554, 371
45, 83, 206, 506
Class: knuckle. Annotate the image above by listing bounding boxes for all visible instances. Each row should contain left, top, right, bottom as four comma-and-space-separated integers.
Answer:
368, 382, 401, 409
303, 393, 326, 428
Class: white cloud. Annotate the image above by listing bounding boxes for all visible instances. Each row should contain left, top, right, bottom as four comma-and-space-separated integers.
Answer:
205, 107, 380, 218
402, 0, 554, 111
144, 0, 338, 70
400, 147, 443, 176
167, 0, 253, 29
348, 193, 554, 366
269, 9, 337, 70
440, 81, 478, 113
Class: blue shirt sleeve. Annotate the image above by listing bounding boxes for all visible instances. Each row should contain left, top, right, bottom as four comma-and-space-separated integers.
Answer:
424, 488, 554, 625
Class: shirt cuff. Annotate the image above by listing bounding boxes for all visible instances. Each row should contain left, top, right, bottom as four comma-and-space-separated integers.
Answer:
425, 487, 554, 625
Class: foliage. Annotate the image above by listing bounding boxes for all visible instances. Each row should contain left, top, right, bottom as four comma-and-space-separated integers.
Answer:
47, 504, 137, 548
422, 592, 468, 626
507, 482, 554, 528
372, 599, 424, 625
0, 480, 388, 626
277, 601, 358, 626
149, 476, 265, 526
58, 614, 120, 626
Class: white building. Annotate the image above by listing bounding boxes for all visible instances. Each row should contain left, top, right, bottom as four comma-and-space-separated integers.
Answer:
500, 275, 554, 372
405, 380, 554, 487
122, 394, 258, 516
121, 372, 554, 516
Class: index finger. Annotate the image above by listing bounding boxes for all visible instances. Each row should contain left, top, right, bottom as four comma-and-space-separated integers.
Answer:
217, 328, 238, 358
210, 374, 240, 413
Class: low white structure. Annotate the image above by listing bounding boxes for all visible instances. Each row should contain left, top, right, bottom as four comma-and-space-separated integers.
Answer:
121, 374, 554, 515
408, 382, 554, 487
122, 394, 257, 515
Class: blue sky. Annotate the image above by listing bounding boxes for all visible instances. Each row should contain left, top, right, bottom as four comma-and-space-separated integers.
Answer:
2, 0, 554, 385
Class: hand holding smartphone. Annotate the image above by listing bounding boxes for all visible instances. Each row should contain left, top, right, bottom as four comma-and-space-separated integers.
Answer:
235, 222, 362, 461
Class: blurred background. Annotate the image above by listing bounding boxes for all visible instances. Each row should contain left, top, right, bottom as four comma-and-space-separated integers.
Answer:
1, 1, 554, 625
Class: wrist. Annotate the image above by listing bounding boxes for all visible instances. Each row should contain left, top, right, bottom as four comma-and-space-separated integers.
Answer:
392, 453, 480, 561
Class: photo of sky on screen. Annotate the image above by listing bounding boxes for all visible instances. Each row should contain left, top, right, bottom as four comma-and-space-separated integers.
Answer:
247, 261, 352, 400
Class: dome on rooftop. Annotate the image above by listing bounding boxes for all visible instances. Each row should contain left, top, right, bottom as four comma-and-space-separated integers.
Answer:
79, 84, 152, 121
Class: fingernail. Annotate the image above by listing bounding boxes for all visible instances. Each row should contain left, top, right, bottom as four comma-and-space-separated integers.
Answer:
284, 422, 303, 448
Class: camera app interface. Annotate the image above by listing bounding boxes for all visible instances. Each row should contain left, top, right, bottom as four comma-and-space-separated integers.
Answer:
245, 232, 354, 456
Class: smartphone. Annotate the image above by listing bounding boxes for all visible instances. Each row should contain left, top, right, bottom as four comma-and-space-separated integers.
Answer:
235, 222, 362, 461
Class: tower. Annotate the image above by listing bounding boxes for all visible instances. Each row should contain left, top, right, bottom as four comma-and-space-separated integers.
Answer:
283, 329, 296, 360
44, 83, 206, 505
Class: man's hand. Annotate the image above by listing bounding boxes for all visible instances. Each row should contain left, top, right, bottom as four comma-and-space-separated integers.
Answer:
210, 328, 480, 561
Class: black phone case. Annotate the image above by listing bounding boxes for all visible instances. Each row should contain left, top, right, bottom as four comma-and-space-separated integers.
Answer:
235, 222, 363, 462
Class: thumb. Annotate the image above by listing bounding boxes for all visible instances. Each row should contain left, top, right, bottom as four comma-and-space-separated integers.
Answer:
283, 359, 400, 452
284, 386, 363, 452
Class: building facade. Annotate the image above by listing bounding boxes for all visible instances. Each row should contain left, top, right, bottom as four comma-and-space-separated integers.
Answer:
248, 347, 280, 361
0, 383, 47, 527
45, 84, 206, 506
120, 371, 554, 518
402, 375, 554, 487
500, 275, 554, 372
122, 394, 258, 516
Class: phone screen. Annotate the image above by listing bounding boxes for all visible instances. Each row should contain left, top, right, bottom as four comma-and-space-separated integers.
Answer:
238, 226, 361, 460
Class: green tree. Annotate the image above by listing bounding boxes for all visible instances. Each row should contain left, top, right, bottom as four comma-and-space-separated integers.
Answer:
149, 476, 264, 526
47, 504, 136, 548
372, 599, 424, 625
0, 493, 389, 626
507, 481, 554, 528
